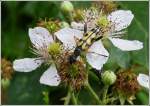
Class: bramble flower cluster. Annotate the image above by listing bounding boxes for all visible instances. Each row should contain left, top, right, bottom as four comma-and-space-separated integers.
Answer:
12, 1, 149, 105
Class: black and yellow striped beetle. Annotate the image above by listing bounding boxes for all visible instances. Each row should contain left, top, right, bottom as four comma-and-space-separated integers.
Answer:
68, 24, 106, 64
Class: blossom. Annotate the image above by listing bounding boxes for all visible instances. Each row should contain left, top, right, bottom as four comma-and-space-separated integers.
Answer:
55, 28, 109, 70
55, 10, 143, 70
13, 27, 61, 86
137, 74, 149, 89
72, 10, 143, 50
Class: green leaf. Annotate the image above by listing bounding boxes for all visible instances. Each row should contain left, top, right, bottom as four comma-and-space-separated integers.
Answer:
118, 1, 149, 70
104, 43, 130, 70
136, 90, 149, 105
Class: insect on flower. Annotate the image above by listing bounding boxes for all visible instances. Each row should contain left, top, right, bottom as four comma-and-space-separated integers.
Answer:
55, 29, 109, 71
68, 26, 106, 64
55, 9, 143, 71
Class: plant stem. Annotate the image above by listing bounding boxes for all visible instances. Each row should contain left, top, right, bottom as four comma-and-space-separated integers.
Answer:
64, 86, 71, 105
71, 91, 77, 105
103, 85, 109, 100
107, 97, 118, 104
102, 85, 109, 104
85, 82, 102, 104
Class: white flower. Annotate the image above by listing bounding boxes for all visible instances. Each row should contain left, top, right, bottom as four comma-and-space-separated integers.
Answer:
13, 27, 61, 86
55, 10, 143, 70
107, 10, 143, 51
71, 10, 143, 51
137, 74, 149, 89
55, 28, 109, 70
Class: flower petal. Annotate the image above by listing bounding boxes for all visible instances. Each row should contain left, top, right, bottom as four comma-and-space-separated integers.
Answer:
107, 10, 134, 31
13, 58, 43, 72
40, 64, 61, 86
137, 74, 149, 89
55, 28, 83, 49
71, 21, 96, 31
71, 21, 84, 31
86, 40, 109, 70
29, 27, 53, 48
109, 37, 143, 51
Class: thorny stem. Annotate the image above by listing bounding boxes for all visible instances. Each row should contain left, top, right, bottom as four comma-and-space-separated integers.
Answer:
85, 82, 102, 105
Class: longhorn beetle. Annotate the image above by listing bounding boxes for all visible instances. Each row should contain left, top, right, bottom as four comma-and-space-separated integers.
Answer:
68, 24, 107, 64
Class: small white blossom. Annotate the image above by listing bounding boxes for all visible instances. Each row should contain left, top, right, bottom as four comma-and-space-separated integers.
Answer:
137, 74, 149, 89
71, 10, 143, 51
55, 10, 143, 70
13, 27, 61, 86
55, 28, 109, 70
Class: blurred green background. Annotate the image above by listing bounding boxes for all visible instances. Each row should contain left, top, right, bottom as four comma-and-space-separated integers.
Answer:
1, 1, 149, 105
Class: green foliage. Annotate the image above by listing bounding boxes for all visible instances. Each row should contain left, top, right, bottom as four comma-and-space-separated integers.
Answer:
1, 1, 149, 105
119, 1, 149, 70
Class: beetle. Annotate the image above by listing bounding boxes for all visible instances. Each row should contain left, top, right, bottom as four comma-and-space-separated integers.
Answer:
68, 25, 106, 64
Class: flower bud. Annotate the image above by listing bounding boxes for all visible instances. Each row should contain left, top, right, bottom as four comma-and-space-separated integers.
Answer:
61, 1, 74, 13
102, 70, 116, 86
37, 19, 60, 33
60, 21, 70, 28
1, 78, 10, 89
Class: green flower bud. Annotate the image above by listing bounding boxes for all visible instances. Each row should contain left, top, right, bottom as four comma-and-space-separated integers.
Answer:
46, 22, 59, 33
60, 21, 70, 28
1, 78, 10, 89
102, 70, 116, 86
48, 42, 61, 55
37, 19, 60, 33
61, 1, 74, 13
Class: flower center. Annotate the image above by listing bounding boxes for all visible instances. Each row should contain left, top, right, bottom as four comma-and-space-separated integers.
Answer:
57, 52, 87, 91
48, 42, 61, 56
97, 15, 109, 28
37, 19, 60, 33
69, 64, 79, 78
